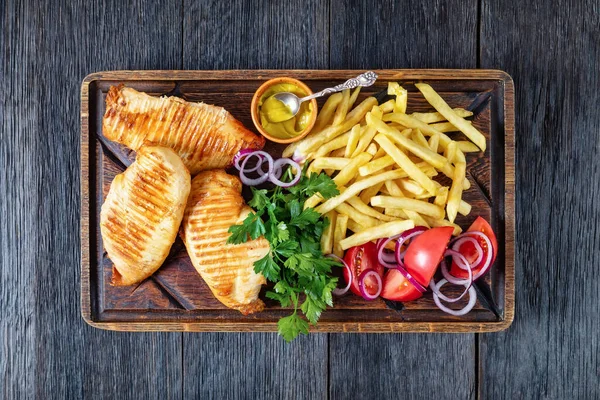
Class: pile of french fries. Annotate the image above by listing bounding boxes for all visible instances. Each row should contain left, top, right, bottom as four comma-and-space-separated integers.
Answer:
282, 82, 486, 257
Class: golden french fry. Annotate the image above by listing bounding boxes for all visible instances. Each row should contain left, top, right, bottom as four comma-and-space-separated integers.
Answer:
358, 155, 396, 176
446, 161, 466, 223
304, 192, 324, 210
376, 100, 395, 114
428, 134, 440, 153
444, 141, 457, 164
333, 214, 349, 257
346, 196, 395, 221
348, 87, 361, 110
387, 82, 408, 113
313, 92, 343, 132
330, 148, 346, 158
411, 129, 430, 148
334, 152, 373, 186
370, 196, 445, 220
351, 125, 377, 157
384, 207, 408, 219
307, 163, 323, 177
369, 116, 449, 170
345, 124, 361, 158
415, 83, 486, 151
434, 186, 449, 207
366, 143, 378, 156
289, 96, 378, 159
312, 157, 352, 170
339, 220, 415, 250
332, 89, 351, 126
372, 146, 387, 159
347, 219, 365, 233
373, 134, 437, 195
336, 202, 380, 228
397, 179, 426, 196
422, 216, 463, 236
320, 211, 337, 254
403, 210, 430, 228
455, 141, 480, 153
410, 108, 473, 124
383, 112, 456, 151
430, 121, 464, 133
458, 199, 471, 216
316, 169, 409, 214
384, 180, 404, 197
359, 181, 385, 204
314, 131, 352, 158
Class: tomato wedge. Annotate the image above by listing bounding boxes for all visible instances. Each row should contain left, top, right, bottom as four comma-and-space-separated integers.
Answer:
450, 217, 498, 279
381, 269, 423, 302
403, 226, 454, 287
343, 242, 384, 297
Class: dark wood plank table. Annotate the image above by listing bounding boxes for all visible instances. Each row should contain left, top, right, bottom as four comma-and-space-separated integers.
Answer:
1, 0, 598, 398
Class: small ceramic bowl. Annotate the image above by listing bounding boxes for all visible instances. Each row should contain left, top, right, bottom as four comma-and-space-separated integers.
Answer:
251, 77, 318, 144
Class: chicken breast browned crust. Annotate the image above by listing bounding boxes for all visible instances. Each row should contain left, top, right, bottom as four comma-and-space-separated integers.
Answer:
181, 170, 269, 315
102, 85, 265, 175
101, 146, 191, 286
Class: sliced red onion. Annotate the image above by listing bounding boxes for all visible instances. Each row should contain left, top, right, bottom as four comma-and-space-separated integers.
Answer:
432, 279, 477, 316
358, 270, 382, 300
269, 158, 301, 188
292, 151, 306, 164
239, 151, 273, 186
451, 236, 483, 267
234, 149, 260, 170
451, 231, 494, 280
429, 251, 472, 303
327, 254, 352, 296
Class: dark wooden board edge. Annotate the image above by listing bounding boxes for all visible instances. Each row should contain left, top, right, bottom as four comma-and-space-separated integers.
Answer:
80, 69, 515, 333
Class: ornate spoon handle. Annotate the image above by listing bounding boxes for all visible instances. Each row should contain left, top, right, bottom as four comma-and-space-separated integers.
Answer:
301, 71, 378, 102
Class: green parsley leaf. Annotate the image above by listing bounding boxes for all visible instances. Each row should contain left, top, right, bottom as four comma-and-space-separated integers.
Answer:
278, 313, 309, 342
249, 188, 269, 210
289, 208, 321, 229
253, 253, 279, 282
300, 295, 324, 325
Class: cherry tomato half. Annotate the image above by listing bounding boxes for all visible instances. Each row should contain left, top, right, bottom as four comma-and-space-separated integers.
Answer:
343, 242, 384, 297
381, 269, 423, 302
403, 226, 454, 287
450, 216, 498, 279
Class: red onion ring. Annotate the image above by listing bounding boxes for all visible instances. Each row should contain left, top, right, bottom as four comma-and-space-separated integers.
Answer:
432, 279, 477, 316
358, 270, 382, 300
239, 151, 273, 186
450, 231, 494, 280
326, 254, 352, 296
234, 149, 260, 170
429, 250, 472, 302
451, 236, 483, 267
269, 158, 302, 188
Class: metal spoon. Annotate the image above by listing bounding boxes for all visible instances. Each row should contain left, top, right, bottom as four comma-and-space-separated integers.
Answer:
273, 71, 378, 117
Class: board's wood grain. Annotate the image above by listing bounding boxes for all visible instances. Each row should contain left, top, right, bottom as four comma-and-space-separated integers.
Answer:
479, 1, 600, 399
25, 0, 184, 399
0, 1, 38, 398
328, 3, 480, 399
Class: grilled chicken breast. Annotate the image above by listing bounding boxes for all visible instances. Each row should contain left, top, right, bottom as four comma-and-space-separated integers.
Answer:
101, 146, 191, 286
181, 170, 269, 315
102, 85, 265, 175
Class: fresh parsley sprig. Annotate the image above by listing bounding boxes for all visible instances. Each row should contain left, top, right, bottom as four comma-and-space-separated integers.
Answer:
227, 172, 341, 341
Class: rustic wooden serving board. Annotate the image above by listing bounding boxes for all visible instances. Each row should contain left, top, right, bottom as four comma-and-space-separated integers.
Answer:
80, 70, 514, 333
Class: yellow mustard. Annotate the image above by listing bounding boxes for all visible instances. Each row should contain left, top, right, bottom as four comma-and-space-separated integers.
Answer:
258, 83, 313, 139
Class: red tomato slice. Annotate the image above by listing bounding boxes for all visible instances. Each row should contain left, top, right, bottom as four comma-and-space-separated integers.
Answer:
381, 269, 423, 302
403, 226, 454, 287
450, 216, 498, 279
343, 242, 384, 297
